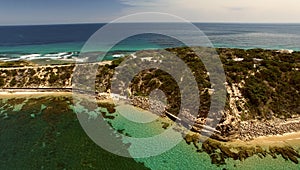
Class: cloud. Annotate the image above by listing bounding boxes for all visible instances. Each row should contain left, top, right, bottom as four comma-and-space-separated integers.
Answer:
225, 7, 248, 11
119, 0, 300, 23
120, 0, 159, 7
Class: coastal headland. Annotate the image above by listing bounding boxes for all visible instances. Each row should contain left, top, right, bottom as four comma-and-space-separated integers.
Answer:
0, 47, 299, 166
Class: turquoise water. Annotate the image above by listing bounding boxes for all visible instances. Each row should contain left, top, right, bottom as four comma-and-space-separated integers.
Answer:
0, 41, 161, 55
1, 23, 300, 61
0, 96, 149, 170
0, 42, 84, 54
1, 95, 300, 169
101, 104, 300, 170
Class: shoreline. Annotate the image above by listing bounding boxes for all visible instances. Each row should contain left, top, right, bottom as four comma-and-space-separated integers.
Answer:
238, 131, 300, 146
1, 90, 300, 144
1, 91, 300, 165
0, 91, 72, 98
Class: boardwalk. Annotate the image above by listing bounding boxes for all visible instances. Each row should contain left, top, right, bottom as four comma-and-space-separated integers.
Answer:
165, 111, 182, 121
164, 110, 221, 134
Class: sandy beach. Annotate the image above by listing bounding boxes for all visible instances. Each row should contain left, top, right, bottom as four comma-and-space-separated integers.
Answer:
0, 91, 72, 99
225, 131, 300, 150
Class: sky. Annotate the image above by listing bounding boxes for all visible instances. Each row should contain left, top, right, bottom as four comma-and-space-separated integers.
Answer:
0, 0, 300, 25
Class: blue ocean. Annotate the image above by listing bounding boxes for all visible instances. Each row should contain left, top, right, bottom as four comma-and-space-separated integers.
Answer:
0, 23, 300, 60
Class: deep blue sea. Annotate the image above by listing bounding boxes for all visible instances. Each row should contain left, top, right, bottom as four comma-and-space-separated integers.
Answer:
0, 23, 300, 60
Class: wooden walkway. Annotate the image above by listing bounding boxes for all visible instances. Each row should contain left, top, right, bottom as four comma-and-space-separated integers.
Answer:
165, 111, 182, 121
164, 110, 221, 134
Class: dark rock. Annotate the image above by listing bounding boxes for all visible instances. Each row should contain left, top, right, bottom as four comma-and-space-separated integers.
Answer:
101, 111, 115, 119
162, 122, 169, 129
219, 145, 239, 160
184, 134, 193, 145
210, 153, 226, 165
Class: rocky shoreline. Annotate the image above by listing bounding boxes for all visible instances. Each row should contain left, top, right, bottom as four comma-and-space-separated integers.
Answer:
98, 94, 300, 165
117, 94, 300, 143
239, 117, 300, 141
183, 132, 300, 165
1, 91, 300, 166
121, 94, 300, 165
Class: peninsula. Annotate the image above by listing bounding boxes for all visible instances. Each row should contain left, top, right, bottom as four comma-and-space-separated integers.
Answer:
1, 47, 299, 166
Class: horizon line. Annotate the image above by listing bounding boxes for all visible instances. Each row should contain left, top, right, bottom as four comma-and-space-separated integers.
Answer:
1, 21, 300, 27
